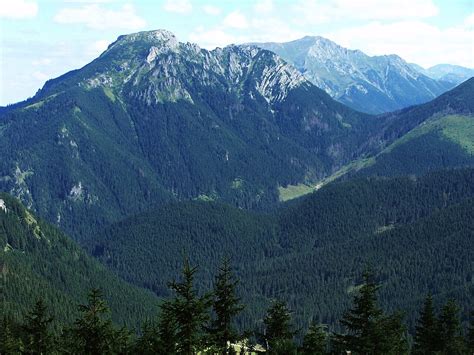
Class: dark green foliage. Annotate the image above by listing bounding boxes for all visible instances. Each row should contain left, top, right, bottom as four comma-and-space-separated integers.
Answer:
438, 299, 467, 355
157, 302, 179, 354
133, 320, 161, 355
1, 317, 23, 354
468, 311, 474, 350
90, 169, 474, 331
21, 299, 54, 355
209, 258, 245, 354
168, 259, 211, 354
263, 300, 296, 353
301, 324, 327, 355
1, 193, 160, 329
413, 294, 439, 354
67, 288, 122, 354
336, 270, 408, 354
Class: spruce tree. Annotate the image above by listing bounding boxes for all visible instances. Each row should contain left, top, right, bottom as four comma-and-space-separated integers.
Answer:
1, 316, 23, 354
467, 311, 474, 351
438, 299, 466, 355
413, 294, 439, 354
22, 299, 54, 355
263, 300, 297, 354
157, 301, 178, 354
209, 258, 244, 354
168, 258, 210, 355
336, 269, 407, 354
134, 320, 160, 355
301, 323, 327, 355
70, 288, 116, 355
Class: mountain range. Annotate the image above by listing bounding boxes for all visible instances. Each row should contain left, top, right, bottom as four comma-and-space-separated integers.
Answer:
0, 29, 387, 239
1, 29, 473, 341
253, 36, 467, 114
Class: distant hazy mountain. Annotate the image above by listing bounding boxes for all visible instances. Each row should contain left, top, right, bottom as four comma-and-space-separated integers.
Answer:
411, 63, 474, 85
253, 36, 454, 114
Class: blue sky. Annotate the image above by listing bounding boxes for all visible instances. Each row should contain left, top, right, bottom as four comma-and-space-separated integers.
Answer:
1, 0, 473, 105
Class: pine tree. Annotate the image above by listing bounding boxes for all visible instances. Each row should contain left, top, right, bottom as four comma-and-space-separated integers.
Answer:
301, 323, 327, 355
209, 258, 244, 354
22, 299, 54, 355
263, 300, 297, 354
438, 299, 466, 355
70, 288, 117, 355
168, 258, 210, 355
413, 294, 439, 354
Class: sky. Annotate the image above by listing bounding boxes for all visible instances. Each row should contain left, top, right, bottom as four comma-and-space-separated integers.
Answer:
1, 0, 473, 105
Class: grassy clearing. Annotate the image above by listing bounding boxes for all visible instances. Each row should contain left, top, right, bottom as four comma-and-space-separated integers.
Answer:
278, 158, 375, 202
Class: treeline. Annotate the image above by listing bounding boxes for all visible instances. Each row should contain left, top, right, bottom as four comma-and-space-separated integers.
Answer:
2, 259, 473, 354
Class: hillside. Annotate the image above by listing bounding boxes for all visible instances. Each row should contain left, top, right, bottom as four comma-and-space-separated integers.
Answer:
253, 36, 453, 114
0, 29, 386, 240
0, 193, 160, 329
88, 169, 474, 331
278, 78, 474, 200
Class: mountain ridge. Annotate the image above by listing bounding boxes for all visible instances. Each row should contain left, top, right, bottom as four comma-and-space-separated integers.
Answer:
252, 36, 454, 114
0, 29, 382, 239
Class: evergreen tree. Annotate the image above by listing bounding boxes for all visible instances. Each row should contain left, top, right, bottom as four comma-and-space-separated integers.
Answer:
157, 301, 178, 354
168, 258, 210, 355
134, 320, 160, 355
263, 300, 297, 354
467, 311, 474, 351
22, 299, 54, 355
413, 294, 439, 354
1, 317, 23, 354
209, 258, 245, 354
301, 323, 327, 355
336, 269, 407, 354
70, 288, 117, 355
377, 311, 408, 355
438, 299, 466, 355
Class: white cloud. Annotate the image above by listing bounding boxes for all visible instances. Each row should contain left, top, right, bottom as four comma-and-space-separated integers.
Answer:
163, 0, 192, 14
189, 27, 241, 49
54, 3, 146, 30
63, 0, 113, 3
293, 0, 438, 24
254, 0, 274, 13
87, 39, 110, 56
464, 13, 474, 29
0, 0, 38, 19
223, 11, 249, 29
325, 20, 474, 68
32, 70, 49, 81
32, 58, 53, 66
203, 5, 221, 16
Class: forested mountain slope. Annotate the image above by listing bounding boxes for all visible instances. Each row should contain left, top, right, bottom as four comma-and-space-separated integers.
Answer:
0, 193, 160, 329
0, 30, 384, 240
89, 169, 474, 330
349, 78, 474, 178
